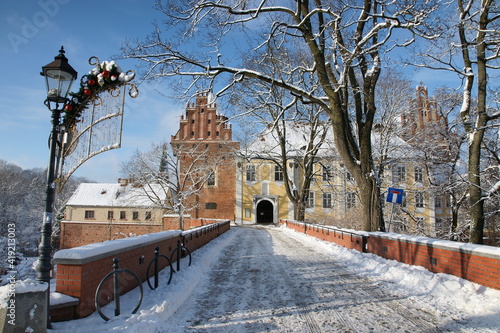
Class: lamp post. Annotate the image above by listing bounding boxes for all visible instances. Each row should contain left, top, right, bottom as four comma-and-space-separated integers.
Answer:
39, 46, 77, 326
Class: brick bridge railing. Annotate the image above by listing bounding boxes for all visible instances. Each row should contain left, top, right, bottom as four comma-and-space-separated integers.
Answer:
280, 219, 500, 291
52, 220, 230, 321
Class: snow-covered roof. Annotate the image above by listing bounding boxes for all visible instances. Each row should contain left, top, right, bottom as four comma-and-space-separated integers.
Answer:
370, 130, 421, 160
246, 121, 420, 160
246, 121, 337, 158
65, 183, 169, 208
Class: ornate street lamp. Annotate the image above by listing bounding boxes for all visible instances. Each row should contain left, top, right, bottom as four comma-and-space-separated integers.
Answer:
39, 46, 77, 326
41, 46, 78, 105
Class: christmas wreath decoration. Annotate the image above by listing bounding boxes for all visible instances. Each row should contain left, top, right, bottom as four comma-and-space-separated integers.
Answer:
63, 57, 137, 129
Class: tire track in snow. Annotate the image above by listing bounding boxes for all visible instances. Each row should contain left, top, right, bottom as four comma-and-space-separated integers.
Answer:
273, 226, 440, 332
271, 229, 359, 332
166, 226, 441, 332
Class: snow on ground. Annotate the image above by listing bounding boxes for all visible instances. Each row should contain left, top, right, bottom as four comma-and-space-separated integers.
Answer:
48, 225, 500, 332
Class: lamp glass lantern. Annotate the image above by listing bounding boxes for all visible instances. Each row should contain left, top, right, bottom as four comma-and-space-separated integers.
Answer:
41, 47, 78, 105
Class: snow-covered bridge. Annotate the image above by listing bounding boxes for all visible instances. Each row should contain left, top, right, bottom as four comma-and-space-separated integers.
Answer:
51, 226, 500, 332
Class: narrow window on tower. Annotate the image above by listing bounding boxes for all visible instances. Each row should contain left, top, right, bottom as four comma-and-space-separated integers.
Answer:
207, 169, 216, 186
206, 202, 217, 209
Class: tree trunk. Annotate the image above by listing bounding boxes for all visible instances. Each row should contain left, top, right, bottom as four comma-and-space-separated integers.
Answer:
294, 200, 306, 222
357, 171, 384, 231
468, 2, 490, 244
468, 131, 485, 244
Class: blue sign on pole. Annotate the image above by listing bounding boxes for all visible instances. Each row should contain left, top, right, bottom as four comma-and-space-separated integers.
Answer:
387, 188, 404, 204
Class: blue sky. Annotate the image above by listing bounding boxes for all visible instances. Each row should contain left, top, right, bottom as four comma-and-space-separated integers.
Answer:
0, 0, 184, 182
0, 0, 461, 183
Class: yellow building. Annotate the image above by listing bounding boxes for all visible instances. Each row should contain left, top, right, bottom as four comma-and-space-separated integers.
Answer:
64, 179, 172, 227
235, 121, 452, 237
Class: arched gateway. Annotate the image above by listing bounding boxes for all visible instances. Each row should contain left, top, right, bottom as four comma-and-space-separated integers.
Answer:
256, 199, 275, 223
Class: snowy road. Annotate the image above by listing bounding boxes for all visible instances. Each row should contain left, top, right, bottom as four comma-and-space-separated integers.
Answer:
51, 225, 500, 332
167, 226, 440, 332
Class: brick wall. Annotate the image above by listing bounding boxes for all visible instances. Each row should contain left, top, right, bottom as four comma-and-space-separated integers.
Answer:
163, 215, 229, 230
280, 219, 500, 290
53, 221, 230, 320
182, 220, 231, 252
367, 232, 500, 290
281, 220, 367, 252
59, 221, 164, 249
60, 217, 226, 249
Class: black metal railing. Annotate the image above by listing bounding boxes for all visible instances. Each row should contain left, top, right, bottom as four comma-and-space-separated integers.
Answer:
95, 258, 143, 321
170, 240, 192, 272
92, 221, 229, 321
146, 246, 173, 290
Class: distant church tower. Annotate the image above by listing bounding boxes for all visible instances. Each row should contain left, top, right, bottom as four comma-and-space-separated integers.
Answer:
401, 84, 445, 142
171, 92, 240, 220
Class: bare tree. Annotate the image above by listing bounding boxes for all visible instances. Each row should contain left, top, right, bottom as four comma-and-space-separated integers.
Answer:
123, 0, 439, 231
121, 141, 229, 229
373, 70, 414, 181
0, 160, 86, 255
413, 0, 500, 243
121, 143, 174, 206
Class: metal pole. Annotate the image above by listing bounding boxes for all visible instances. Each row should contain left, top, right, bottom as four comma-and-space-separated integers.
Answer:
37, 106, 61, 327
388, 203, 395, 233
113, 258, 121, 316
176, 240, 181, 272
154, 247, 159, 289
